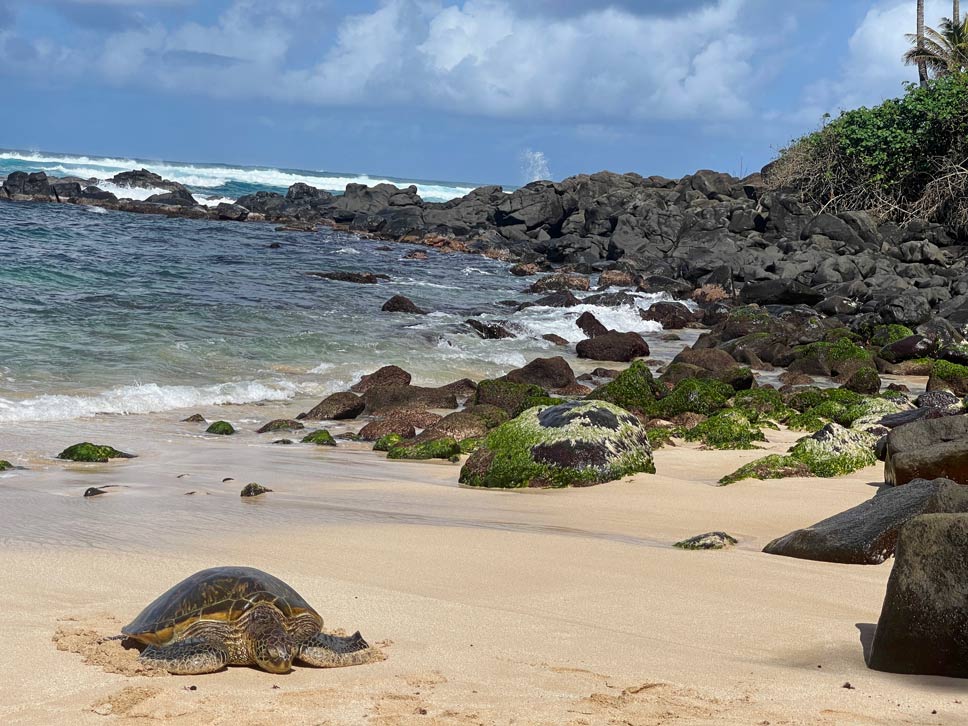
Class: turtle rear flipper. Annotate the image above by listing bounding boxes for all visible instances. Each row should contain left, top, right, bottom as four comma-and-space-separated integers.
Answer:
141, 638, 229, 675
298, 631, 376, 668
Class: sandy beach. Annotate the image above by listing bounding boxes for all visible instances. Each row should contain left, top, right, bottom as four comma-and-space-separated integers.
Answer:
1, 398, 964, 726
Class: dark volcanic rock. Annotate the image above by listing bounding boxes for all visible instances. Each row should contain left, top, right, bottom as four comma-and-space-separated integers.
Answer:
256, 419, 304, 434
763, 478, 968, 564
466, 319, 515, 339
215, 202, 249, 221
381, 295, 427, 314
576, 311, 609, 338
145, 188, 197, 207
308, 271, 390, 284
362, 384, 458, 413
352, 365, 412, 393
868, 513, 968, 677
502, 356, 577, 391
576, 332, 650, 362
527, 272, 590, 293
740, 279, 824, 306
357, 419, 416, 441
885, 414, 968, 485
640, 301, 696, 330
302, 392, 365, 421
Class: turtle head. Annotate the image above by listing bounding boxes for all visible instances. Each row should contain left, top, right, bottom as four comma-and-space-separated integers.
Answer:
246, 604, 296, 674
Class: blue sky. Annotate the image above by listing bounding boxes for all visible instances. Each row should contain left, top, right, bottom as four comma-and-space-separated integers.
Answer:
0, 1, 952, 185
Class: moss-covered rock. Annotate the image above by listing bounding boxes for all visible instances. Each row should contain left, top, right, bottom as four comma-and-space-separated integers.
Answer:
586, 360, 663, 415
459, 437, 481, 454
373, 433, 404, 452
459, 400, 654, 489
206, 421, 236, 436
301, 430, 336, 446
256, 419, 304, 434
674, 531, 738, 550
720, 422, 877, 484
731, 388, 794, 424
785, 411, 828, 433
57, 442, 134, 462
868, 324, 915, 347
787, 423, 878, 477
654, 378, 732, 418
460, 404, 509, 429
0, 459, 13, 471
387, 437, 462, 461
927, 359, 968, 396
842, 367, 881, 395
719, 454, 812, 485
474, 379, 552, 417
240, 482, 272, 497
645, 427, 674, 449
790, 338, 875, 379
682, 410, 766, 450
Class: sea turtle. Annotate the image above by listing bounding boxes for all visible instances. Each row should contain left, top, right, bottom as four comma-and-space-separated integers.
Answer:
118, 566, 376, 675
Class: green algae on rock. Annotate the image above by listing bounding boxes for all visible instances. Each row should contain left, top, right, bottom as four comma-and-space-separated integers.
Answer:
205, 421, 236, 436
0, 459, 13, 471
373, 433, 404, 452
654, 378, 733, 418
459, 400, 654, 489
474, 379, 556, 417
927, 359, 968, 396
730, 388, 794, 425
586, 360, 663, 415
682, 410, 766, 450
240, 482, 272, 497
387, 437, 462, 461
674, 532, 738, 550
301, 430, 336, 446
645, 427, 674, 449
57, 442, 134, 462
719, 422, 877, 484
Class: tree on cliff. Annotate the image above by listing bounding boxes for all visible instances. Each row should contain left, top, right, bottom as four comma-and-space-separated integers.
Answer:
905, 15, 968, 76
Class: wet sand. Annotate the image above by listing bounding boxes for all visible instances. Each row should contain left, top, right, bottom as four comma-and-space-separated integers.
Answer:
0, 396, 964, 725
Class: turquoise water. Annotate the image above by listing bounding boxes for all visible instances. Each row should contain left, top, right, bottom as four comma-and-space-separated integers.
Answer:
0, 151, 675, 424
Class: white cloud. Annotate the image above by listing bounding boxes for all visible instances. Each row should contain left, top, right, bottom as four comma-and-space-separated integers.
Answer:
3, 0, 790, 123
797, 0, 950, 121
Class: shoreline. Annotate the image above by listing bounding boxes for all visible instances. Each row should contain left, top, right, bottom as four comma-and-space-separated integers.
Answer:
2, 418, 963, 725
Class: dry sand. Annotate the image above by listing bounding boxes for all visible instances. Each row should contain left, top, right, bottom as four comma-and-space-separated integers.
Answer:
0, 401, 965, 725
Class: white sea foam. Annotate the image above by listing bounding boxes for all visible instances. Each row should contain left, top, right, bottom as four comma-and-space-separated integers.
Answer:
0, 380, 302, 423
508, 293, 671, 343
0, 151, 478, 202
93, 181, 175, 201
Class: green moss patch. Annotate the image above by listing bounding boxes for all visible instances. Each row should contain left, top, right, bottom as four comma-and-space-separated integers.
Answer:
301, 430, 336, 446
373, 433, 404, 452
474, 379, 553, 417
57, 442, 133, 462
0, 460, 13, 471
682, 410, 766, 450
655, 378, 732, 418
586, 360, 664, 415
205, 421, 236, 435
387, 437, 462, 461
460, 400, 654, 489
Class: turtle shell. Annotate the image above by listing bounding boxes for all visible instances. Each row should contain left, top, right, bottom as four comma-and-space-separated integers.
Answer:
122, 566, 321, 645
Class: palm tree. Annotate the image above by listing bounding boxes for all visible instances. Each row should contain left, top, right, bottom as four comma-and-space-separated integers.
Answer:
955, 1, 962, 24
917, 0, 929, 86
905, 15, 968, 77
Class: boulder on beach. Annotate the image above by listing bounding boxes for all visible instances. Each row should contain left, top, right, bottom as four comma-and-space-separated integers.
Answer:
640, 301, 696, 330
576, 331, 649, 362
884, 414, 968, 486
256, 419, 304, 434
474, 379, 556, 417
576, 311, 608, 338
57, 442, 135, 462
527, 272, 589, 293
459, 400, 654, 488
466, 319, 515, 339
240, 482, 272, 497
358, 419, 417, 442
764, 478, 968, 564
206, 421, 236, 435
868, 513, 968, 677
351, 365, 412, 393
301, 392, 365, 421
586, 360, 664, 417
362, 384, 458, 413
301, 430, 336, 446
674, 532, 738, 550
501, 356, 577, 391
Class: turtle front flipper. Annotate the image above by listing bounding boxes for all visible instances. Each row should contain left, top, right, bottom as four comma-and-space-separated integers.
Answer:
297, 631, 378, 668
140, 638, 229, 675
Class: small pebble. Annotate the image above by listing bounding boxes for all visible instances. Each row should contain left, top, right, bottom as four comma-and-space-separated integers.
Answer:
842, 682, 855, 690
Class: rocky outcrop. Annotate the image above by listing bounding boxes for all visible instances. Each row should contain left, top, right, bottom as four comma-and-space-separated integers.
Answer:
576, 332, 649, 362
764, 478, 968, 564
351, 365, 412, 393
868, 513, 968, 677
301, 392, 365, 421
501, 356, 577, 391
884, 414, 968, 485
381, 295, 427, 314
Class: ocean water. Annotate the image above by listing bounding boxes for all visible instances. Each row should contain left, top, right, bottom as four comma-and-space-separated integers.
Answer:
0, 149, 481, 204
0, 197, 680, 424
